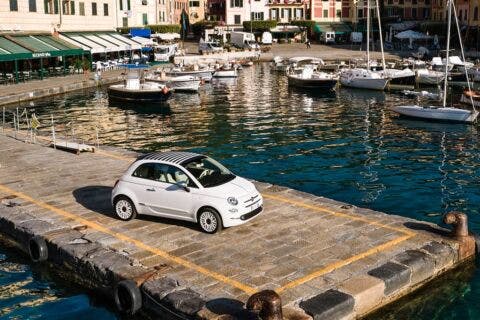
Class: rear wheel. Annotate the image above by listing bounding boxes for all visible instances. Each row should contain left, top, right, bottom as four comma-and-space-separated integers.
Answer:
198, 208, 223, 234
114, 196, 137, 221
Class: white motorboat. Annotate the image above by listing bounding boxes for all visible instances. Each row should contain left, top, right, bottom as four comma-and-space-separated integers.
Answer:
287, 65, 338, 90
391, 0, 478, 124
166, 66, 214, 82
390, 105, 478, 123
402, 90, 441, 100
340, 68, 389, 90
213, 66, 238, 78
108, 72, 172, 103
415, 69, 445, 85
272, 56, 288, 72
146, 74, 201, 92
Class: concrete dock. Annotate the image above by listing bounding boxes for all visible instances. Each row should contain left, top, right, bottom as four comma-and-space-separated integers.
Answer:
0, 132, 475, 319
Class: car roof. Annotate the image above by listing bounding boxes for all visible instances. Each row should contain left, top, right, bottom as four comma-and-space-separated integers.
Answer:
137, 151, 203, 165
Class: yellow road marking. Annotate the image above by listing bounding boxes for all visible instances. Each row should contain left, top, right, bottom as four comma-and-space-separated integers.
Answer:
262, 193, 416, 237
0, 183, 258, 295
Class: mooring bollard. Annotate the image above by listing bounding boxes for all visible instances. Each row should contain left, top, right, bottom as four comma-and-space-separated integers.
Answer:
443, 211, 476, 261
443, 211, 469, 238
246, 290, 283, 320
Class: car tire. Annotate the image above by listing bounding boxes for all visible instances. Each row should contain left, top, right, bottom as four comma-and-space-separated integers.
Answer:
114, 196, 137, 221
198, 208, 223, 234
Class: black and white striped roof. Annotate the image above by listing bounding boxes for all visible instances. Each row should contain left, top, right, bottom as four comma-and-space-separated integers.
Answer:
138, 151, 203, 165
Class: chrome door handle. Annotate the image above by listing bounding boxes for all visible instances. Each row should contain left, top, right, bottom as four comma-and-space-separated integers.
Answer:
146, 188, 155, 192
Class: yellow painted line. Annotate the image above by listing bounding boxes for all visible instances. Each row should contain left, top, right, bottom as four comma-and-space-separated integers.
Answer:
0, 183, 257, 295
263, 193, 416, 237
275, 234, 413, 293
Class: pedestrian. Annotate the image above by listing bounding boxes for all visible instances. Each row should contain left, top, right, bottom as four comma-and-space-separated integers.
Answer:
305, 38, 311, 49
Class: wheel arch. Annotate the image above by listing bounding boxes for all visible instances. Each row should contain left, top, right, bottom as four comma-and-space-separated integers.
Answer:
196, 205, 223, 225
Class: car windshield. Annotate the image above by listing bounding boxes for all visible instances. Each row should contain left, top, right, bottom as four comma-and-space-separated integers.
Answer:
183, 156, 235, 188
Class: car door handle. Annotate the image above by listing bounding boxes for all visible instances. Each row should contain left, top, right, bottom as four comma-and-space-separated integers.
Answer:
146, 188, 155, 192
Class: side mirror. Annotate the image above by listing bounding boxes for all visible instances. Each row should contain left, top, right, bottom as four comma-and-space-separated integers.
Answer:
178, 181, 190, 192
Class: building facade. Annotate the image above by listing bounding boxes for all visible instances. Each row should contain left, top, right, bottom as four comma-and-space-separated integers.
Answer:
1, 0, 117, 32
187, 0, 206, 22
311, 0, 344, 22
382, 0, 432, 20
206, 0, 225, 21
225, 0, 269, 25
267, 0, 309, 23
117, 0, 169, 27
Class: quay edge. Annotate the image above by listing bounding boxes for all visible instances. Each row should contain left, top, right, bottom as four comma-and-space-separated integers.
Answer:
0, 134, 476, 319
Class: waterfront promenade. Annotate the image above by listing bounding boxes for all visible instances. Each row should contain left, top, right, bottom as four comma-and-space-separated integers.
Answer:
0, 132, 475, 319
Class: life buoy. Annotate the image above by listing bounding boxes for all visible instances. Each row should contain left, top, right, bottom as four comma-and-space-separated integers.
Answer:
114, 280, 142, 315
28, 236, 48, 262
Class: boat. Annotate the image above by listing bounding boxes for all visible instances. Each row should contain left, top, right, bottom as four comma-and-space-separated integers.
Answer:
166, 66, 214, 82
287, 65, 338, 90
339, 0, 389, 91
402, 90, 441, 100
415, 69, 445, 85
213, 64, 238, 78
108, 71, 172, 103
460, 90, 480, 108
382, 68, 416, 89
391, 0, 478, 124
146, 74, 201, 92
272, 56, 288, 72
340, 68, 389, 90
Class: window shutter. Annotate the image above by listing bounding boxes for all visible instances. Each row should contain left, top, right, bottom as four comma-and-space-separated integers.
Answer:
71, 1, 75, 14
119, 0, 123, 10
54, 0, 59, 13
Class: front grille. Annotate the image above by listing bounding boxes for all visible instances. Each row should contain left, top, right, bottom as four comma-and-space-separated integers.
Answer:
240, 206, 263, 221
244, 194, 261, 208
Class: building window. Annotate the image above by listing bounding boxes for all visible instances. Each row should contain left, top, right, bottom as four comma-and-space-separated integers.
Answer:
79, 1, 85, 15
142, 0, 148, 4
92, 2, 97, 15
234, 14, 241, 24
104, 3, 108, 15
412, 0, 417, 4
44, 0, 59, 14
295, 8, 303, 19
119, 0, 131, 10
464, 9, 467, 21
323, 9, 328, 18
142, 13, 148, 25
336, 9, 341, 18
122, 17, 128, 26
357, 8, 363, 18
10, 0, 18, 11
230, 0, 243, 7
270, 8, 277, 20
251, 12, 264, 20
475, 7, 479, 20
29, 0, 37, 12
412, 7, 417, 18
63, 0, 75, 15
189, 0, 199, 6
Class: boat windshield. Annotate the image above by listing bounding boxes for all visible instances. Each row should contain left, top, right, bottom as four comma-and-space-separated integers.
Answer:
183, 156, 235, 188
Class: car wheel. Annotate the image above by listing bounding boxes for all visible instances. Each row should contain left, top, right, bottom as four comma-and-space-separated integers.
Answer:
198, 208, 223, 234
114, 196, 137, 221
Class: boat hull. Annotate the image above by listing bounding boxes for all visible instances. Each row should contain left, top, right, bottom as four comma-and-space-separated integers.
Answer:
108, 86, 172, 102
288, 76, 337, 90
148, 78, 200, 92
340, 77, 388, 90
391, 105, 478, 123
166, 70, 213, 82
213, 70, 238, 78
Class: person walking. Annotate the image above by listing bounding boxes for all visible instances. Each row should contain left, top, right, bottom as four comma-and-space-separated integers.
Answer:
305, 38, 311, 49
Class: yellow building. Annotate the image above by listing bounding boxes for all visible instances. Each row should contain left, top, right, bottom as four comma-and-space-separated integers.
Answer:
188, 0, 206, 23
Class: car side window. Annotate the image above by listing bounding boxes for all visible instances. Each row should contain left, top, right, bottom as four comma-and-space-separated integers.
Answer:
155, 164, 198, 188
132, 163, 157, 180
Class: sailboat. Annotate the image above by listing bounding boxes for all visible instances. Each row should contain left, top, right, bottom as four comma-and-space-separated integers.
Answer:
391, 0, 479, 124
340, 0, 389, 91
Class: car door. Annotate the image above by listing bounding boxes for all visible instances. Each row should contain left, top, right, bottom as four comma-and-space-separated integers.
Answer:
144, 164, 197, 221
128, 162, 161, 215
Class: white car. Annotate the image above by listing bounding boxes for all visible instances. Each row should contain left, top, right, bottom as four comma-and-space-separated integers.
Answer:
111, 152, 263, 233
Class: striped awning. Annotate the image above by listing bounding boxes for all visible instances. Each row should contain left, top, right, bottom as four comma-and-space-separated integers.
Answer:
59, 32, 142, 54
0, 34, 83, 62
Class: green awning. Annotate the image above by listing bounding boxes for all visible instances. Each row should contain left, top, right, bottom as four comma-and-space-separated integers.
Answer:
314, 24, 333, 33
315, 23, 352, 34
332, 23, 352, 34
0, 34, 83, 62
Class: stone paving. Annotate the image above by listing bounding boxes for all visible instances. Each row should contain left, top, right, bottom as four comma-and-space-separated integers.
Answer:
0, 133, 474, 319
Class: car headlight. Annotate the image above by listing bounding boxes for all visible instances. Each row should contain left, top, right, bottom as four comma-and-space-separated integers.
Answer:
227, 197, 238, 206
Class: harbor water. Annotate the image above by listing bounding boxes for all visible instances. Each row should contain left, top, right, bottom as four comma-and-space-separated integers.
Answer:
2, 62, 480, 319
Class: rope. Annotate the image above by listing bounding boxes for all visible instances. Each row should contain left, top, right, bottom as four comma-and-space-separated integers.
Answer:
451, 0, 476, 113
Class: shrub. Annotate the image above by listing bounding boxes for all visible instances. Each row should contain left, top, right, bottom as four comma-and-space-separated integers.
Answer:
191, 20, 219, 37
243, 20, 277, 32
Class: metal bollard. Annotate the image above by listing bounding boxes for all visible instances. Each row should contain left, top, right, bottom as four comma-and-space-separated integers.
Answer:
246, 290, 283, 320
443, 211, 469, 238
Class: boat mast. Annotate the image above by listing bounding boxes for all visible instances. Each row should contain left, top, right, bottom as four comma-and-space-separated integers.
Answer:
367, 0, 370, 69
375, 0, 386, 71
443, 0, 451, 108
452, 0, 476, 111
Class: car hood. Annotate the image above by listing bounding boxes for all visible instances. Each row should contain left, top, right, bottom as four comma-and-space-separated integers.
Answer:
206, 176, 257, 197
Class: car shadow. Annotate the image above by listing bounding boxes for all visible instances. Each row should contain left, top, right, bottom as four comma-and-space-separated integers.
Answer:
72, 185, 201, 232
205, 298, 256, 319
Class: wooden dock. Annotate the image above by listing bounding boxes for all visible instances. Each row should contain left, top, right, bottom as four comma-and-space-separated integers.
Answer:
0, 134, 475, 319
